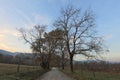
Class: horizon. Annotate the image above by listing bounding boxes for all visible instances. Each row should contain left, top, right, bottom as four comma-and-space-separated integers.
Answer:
0, 48, 119, 63
0, 0, 120, 62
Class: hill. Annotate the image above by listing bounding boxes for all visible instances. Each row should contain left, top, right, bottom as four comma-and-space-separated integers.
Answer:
0, 49, 17, 56
0, 49, 34, 65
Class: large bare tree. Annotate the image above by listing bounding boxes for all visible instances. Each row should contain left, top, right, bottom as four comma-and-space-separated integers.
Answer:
54, 5, 103, 72
19, 25, 49, 69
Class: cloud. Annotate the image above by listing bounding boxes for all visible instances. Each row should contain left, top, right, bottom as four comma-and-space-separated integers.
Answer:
0, 25, 20, 37
74, 54, 87, 61
15, 8, 51, 29
14, 8, 33, 24
0, 6, 51, 52
0, 28, 30, 52
22, 14, 51, 30
34, 14, 51, 25
0, 25, 26, 52
0, 43, 18, 52
0, 34, 4, 38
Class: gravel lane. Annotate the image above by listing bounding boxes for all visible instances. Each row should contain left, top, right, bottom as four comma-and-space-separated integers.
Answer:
36, 67, 75, 80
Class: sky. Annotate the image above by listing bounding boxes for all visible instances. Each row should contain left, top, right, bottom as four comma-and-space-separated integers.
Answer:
0, 0, 120, 62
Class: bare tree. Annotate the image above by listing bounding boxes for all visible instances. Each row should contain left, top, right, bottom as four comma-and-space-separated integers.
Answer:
19, 25, 48, 69
44, 29, 62, 68
53, 29, 66, 69
54, 5, 103, 72
45, 29, 67, 69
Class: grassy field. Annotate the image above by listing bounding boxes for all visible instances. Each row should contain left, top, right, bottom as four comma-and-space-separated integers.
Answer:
62, 69, 120, 80
0, 63, 48, 80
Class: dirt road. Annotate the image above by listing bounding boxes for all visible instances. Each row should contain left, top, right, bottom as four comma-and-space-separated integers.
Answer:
36, 67, 75, 80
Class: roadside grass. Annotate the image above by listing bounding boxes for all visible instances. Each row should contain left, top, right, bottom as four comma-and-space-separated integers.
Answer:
62, 68, 120, 80
0, 63, 48, 80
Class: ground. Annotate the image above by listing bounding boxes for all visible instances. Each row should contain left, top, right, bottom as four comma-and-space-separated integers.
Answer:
36, 67, 75, 80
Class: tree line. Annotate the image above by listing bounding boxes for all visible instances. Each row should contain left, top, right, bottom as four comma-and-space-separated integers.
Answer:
19, 5, 105, 72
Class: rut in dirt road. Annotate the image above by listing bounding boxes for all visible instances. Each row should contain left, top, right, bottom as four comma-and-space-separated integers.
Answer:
36, 67, 75, 80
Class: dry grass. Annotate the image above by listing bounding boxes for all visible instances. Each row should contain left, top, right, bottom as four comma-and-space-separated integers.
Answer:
0, 63, 39, 75
62, 68, 120, 80
0, 63, 47, 80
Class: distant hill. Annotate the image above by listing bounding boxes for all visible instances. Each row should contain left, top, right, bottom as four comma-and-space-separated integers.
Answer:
0, 49, 34, 65
0, 49, 18, 56
0, 49, 33, 57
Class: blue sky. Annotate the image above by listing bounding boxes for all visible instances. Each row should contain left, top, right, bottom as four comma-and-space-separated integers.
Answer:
0, 0, 120, 62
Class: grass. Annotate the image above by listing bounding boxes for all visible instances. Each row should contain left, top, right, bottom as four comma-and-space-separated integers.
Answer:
62, 68, 120, 80
0, 63, 48, 80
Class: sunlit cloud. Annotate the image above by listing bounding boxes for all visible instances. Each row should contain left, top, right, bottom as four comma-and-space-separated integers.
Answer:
0, 25, 26, 52
0, 8, 51, 52
0, 34, 4, 38
0, 43, 18, 52
0, 26, 20, 37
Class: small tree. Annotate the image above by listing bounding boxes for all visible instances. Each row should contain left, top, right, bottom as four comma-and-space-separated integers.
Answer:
54, 5, 104, 72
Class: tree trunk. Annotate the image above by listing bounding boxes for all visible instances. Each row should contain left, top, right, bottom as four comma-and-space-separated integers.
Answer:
62, 52, 64, 70
62, 61, 64, 70
70, 55, 73, 72
17, 60, 21, 72
47, 61, 50, 69
47, 52, 51, 69
17, 63, 20, 72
